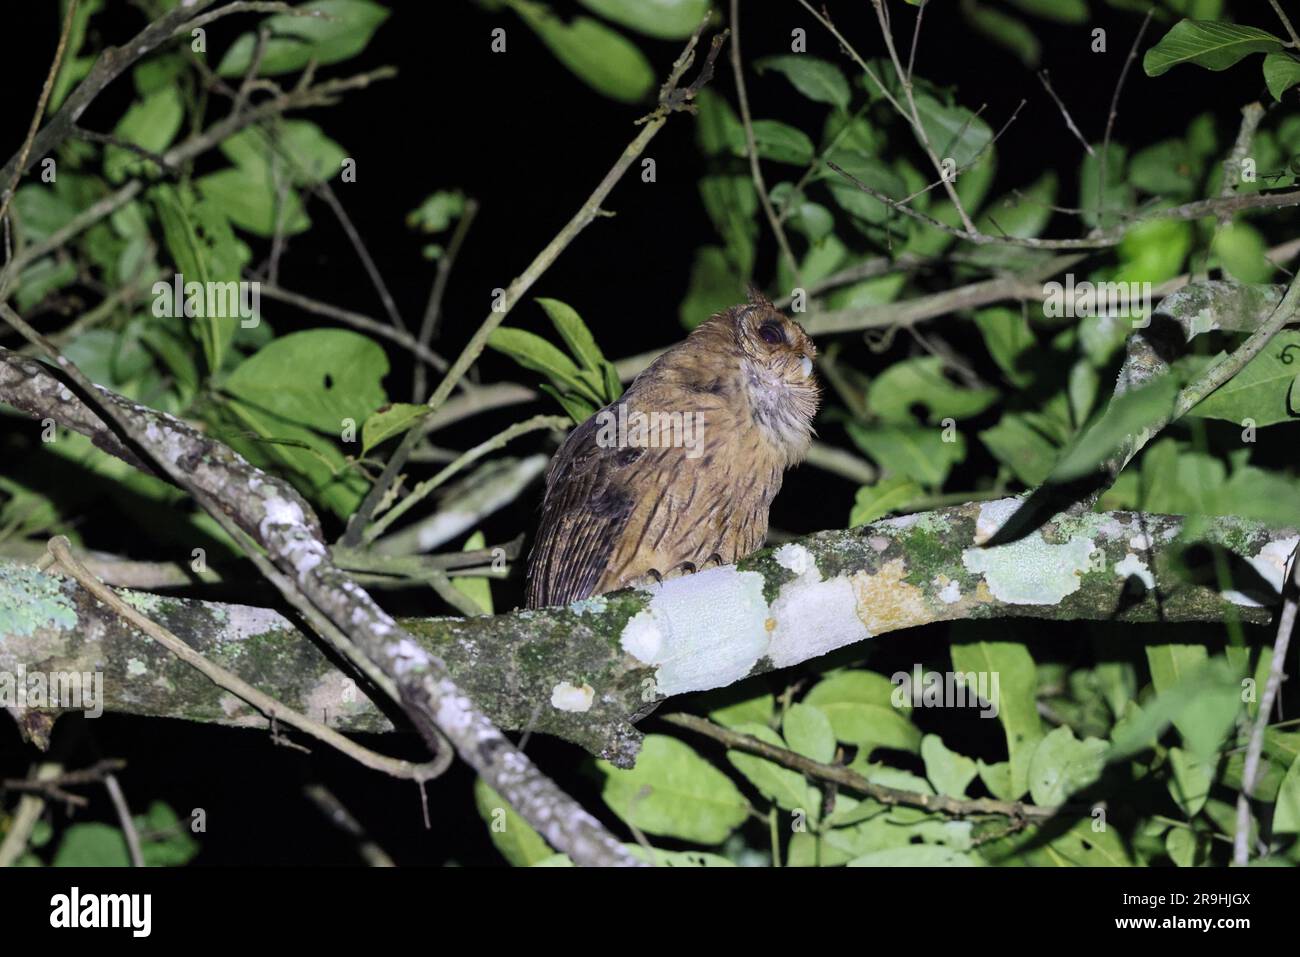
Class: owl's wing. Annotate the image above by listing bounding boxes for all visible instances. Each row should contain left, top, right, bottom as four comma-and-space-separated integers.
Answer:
525, 410, 640, 608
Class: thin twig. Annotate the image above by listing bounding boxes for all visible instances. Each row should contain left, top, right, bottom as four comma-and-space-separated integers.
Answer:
103, 773, 144, 867
364, 414, 568, 544
71, 127, 180, 176
1234, 541, 1299, 865
663, 713, 1058, 823
869, 0, 976, 233
1037, 70, 1094, 157
303, 783, 395, 866
1096, 8, 1154, 225
1270, 0, 1300, 48
259, 283, 448, 370
0, 0, 79, 295
413, 197, 479, 400
730, 0, 800, 286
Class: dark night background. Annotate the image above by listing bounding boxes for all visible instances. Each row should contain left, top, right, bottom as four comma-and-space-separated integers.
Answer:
0, 1, 1281, 864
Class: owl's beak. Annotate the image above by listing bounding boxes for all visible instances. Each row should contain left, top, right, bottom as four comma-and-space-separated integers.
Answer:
799, 355, 813, 379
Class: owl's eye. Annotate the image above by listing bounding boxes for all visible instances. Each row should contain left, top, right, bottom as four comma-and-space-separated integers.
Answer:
758, 322, 784, 346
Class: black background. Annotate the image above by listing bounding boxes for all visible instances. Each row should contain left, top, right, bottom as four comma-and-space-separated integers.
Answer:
0, 0, 1286, 866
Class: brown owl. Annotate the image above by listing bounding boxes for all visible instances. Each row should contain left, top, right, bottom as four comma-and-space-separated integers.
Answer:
525, 293, 819, 608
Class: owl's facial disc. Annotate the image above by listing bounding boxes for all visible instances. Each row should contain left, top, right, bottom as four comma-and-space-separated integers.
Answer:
734, 305, 820, 463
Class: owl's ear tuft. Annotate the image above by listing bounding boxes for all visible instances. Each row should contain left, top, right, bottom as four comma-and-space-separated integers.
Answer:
745, 284, 773, 308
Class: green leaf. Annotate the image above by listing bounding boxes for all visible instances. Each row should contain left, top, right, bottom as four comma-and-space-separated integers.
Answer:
1109, 657, 1240, 762
699, 174, 758, 277
1027, 726, 1107, 806
217, 398, 368, 518
576, 0, 710, 40
1186, 329, 1300, 427
1274, 752, 1300, 833
732, 120, 815, 166
453, 532, 494, 615
538, 384, 597, 424
511, 1, 655, 102
959, 0, 1039, 68
218, 0, 391, 77
914, 94, 995, 168
846, 422, 965, 489
105, 87, 183, 183
1168, 746, 1214, 818
709, 692, 775, 729
1145, 646, 1241, 758
848, 845, 980, 866
219, 120, 347, 186
225, 329, 389, 433
974, 307, 1036, 387
1264, 51, 1300, 100
1211, 221, 1273, 283
1129, 139, 1200, 198
726, 722, 819, 813
823, 154, 906, 225
407, 190, 466, 233
951, 642, 1043, 798
921, 734, 978, 797
782, 703, 837, 763
1004, 0, 1088, 22
361, 403, 429, 455
867, 356, 999, 424
598, 734, 750, 844
1046, 375, 1180, 483
694, 88, 743, 157
850, 476, 921, 527
974, 172, 1057, 240
488, 326, 592, 400
1143, 20, 1284, 77
151, 184, 248, 374
51, 823, 132, 866
196, 166, 310, 238
803, 670, 921, 753
474, 779, 553, 865
980, 413, 1059, 487
755, 55, 850, 110
535, 298, 606, 371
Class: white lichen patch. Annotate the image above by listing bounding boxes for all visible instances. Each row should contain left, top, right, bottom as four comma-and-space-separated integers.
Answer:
1129, 532, 1154, 551
120, 590, 166, 614
1247, 536, 1299, 592
1113, 552, 1155, 589
962, 532, 1095, 605
1224, 535, 1300, 606
618, 566, 770, 696
767, 572, 867, 669
306, 669, 370, 724
568, 595, 608, 616
972, 498, 1022, 545
223, 603, 292, 641
126, 658, 147, 677
773, 542, 816, 576
550, 681, 595, 712
937, 578, 962, 604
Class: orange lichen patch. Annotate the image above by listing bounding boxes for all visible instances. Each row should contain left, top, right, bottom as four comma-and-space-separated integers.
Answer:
975, 580, 994, 603
850, 559, 931, 634
765, 617, 777, 632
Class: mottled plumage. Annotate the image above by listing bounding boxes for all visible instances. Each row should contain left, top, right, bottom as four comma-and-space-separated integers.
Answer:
525, 294, 819, 608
